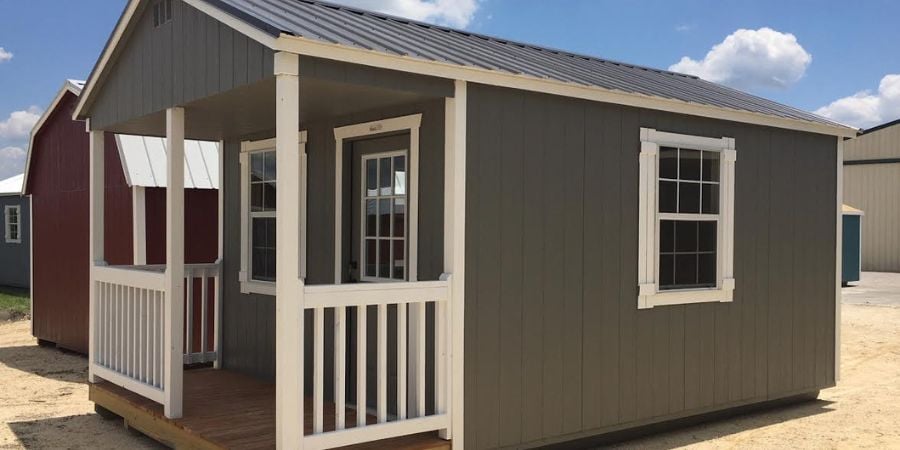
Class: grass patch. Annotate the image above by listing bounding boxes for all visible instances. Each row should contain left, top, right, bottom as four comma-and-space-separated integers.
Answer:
0, 287, 30, 319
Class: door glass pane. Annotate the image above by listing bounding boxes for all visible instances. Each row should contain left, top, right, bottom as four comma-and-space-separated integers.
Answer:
378, 240, 390, 278
379, 199, 391, 238
379, 157, 392, 196
392, 240, 405, 280
680, 149, 701, 181
394, 156, 407, 195
366, 159, 378, 197
365, 239, 377, 277
659, 147, 678, 179
365, 200, 377, 237
393, 199, 406, 237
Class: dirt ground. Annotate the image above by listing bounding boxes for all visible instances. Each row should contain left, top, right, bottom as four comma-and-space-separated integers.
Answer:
1, 280, 899, 449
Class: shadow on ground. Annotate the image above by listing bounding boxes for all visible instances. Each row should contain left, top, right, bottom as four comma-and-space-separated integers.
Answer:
609, 397, 835, 449
0, 344, 87, 384
7, 414, 164, 450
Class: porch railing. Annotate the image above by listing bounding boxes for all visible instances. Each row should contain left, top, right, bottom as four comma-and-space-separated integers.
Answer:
90, 262, 221, 406
297, 275, 452, 449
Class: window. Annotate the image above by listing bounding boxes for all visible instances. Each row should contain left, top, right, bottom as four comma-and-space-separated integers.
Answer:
153, 0, 173, 27
361, 151, 408, 282
239, 133, 307, 296
5, 205, 20, 244
638, 128, 736, 309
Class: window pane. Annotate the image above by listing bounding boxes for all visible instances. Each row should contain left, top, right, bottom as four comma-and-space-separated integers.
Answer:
660, 220, 675, 253
365, 200, 377, 237
378, 240, 390, 278
394, 156, 407, 195
264, 151, 277, 182
659, 181, 677, 213
675, 220, 698, 253
379, 157, 392, 196
251, 183, 263, 212
365, 239, 377, 277
701, 183, 719, 214
659, 254, 674, 288
698, 253, 716, 286
266, 248, 276, 281
263, 182, 277, 211
252, 247, 267, 281
680, 149, 701, 180
266, 216, 276, 248
699, 221, 717, 252
252, 217, 266, 247
702, 151, 720, 182
366, 159, 378, 197
393, 199, 406, 237
674, 254, 698, 286
659, 147, 678, 179
251, 153, 265, 182
392, 240, 405, 280
678, 182, 700, 214
378, 199, 391, 238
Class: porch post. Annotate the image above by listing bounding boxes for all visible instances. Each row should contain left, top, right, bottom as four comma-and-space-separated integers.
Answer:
442, 80, 467, 442
274, 51, 303, 449
88, 123, 105, 384
164, 107, 185, 419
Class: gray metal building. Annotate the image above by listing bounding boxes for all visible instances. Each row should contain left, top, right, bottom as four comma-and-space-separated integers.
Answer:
73, 1, 854, 448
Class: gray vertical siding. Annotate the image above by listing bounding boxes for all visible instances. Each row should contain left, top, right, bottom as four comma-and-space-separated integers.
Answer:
222, 100, 445, 381
464, 84, 837, 449
88, 0, 274, 130
0, 196, 30, 289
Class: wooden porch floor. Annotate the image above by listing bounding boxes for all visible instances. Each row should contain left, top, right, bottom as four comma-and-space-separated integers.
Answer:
89, 368, 450, 450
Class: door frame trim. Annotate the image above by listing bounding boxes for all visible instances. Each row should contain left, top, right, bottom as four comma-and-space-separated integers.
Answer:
334, 114, 422, 284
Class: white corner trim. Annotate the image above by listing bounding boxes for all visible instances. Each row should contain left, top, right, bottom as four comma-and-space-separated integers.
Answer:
637, 127, 737, 309
333, 114, 423, 284
239, 132, 308, 296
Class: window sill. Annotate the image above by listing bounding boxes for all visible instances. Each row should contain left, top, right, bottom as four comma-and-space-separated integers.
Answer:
638, 280, 734, 309
240, 280, 276, 296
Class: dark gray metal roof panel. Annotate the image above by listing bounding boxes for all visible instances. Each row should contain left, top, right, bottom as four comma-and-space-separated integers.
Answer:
206, 0, 845, 128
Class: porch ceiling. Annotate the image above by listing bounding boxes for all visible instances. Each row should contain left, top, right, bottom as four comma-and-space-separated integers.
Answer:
99, 76, 438, 142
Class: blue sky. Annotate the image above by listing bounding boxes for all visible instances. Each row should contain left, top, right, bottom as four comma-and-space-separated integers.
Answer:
0, 0, 897, 179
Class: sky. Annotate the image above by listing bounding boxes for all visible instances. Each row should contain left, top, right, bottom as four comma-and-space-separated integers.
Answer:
0, 0, 898, 180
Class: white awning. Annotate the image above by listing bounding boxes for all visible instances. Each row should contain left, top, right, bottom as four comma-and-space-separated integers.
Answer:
115, 135, 219, 189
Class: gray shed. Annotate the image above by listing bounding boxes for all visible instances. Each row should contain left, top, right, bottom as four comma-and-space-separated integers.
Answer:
72, 1, 854, 449
0, 174, 30, 289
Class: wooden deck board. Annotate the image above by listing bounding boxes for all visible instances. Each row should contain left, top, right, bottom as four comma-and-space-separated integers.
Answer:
90, 368, 449, 450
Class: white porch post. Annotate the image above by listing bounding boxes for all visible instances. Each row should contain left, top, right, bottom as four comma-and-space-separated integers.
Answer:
442, 80, 467, 443
164, 107, 185, 419
132, 186, 147, 265
275, 51, 303, 449
88, 124, 105, 384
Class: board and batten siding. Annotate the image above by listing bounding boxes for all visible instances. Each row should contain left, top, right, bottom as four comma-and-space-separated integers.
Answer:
464, 83, 837, 449
0, 196, 30, 288
222, 100, 445, 383
88, 0, 274, 130
843, 125, 900, 272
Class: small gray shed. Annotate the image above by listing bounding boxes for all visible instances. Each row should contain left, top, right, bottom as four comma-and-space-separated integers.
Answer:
0, 174, 30, 289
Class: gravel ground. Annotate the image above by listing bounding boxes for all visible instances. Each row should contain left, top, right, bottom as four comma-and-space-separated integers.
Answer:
1, 274, 899, 449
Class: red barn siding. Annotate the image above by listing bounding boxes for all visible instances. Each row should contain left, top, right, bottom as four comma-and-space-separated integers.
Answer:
27, 91, 218, 354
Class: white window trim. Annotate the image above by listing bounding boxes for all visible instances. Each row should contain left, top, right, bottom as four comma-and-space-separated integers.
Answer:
638, 128, 736, 309
239, 131, 308, 296
5, 205, 21, 244
360, 149, 410, 283
334, 114, 422, 284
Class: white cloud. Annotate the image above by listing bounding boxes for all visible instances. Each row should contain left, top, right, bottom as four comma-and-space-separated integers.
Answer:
332, 0, 480, 28
0, 47, 11, 63
675, 24, 693, 33
815, 74, 900, 129
0, 106, 42, 140
669, 27, 812, 91
0, 146, 26, 180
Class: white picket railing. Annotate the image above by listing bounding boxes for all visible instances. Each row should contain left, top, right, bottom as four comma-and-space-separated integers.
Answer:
90, 262, 221, 407
297, 275, 452, 450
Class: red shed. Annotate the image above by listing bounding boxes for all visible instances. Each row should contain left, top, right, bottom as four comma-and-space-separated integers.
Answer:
24, 80, 219, 353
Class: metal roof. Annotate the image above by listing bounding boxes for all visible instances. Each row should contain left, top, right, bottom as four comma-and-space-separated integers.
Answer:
0, 174, 24, 196
116, 135, 220, 189
207, 0, 844, 128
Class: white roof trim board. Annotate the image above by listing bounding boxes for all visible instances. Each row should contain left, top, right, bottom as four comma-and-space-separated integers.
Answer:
0, 174, 24, 196
116, 135, 220, 189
